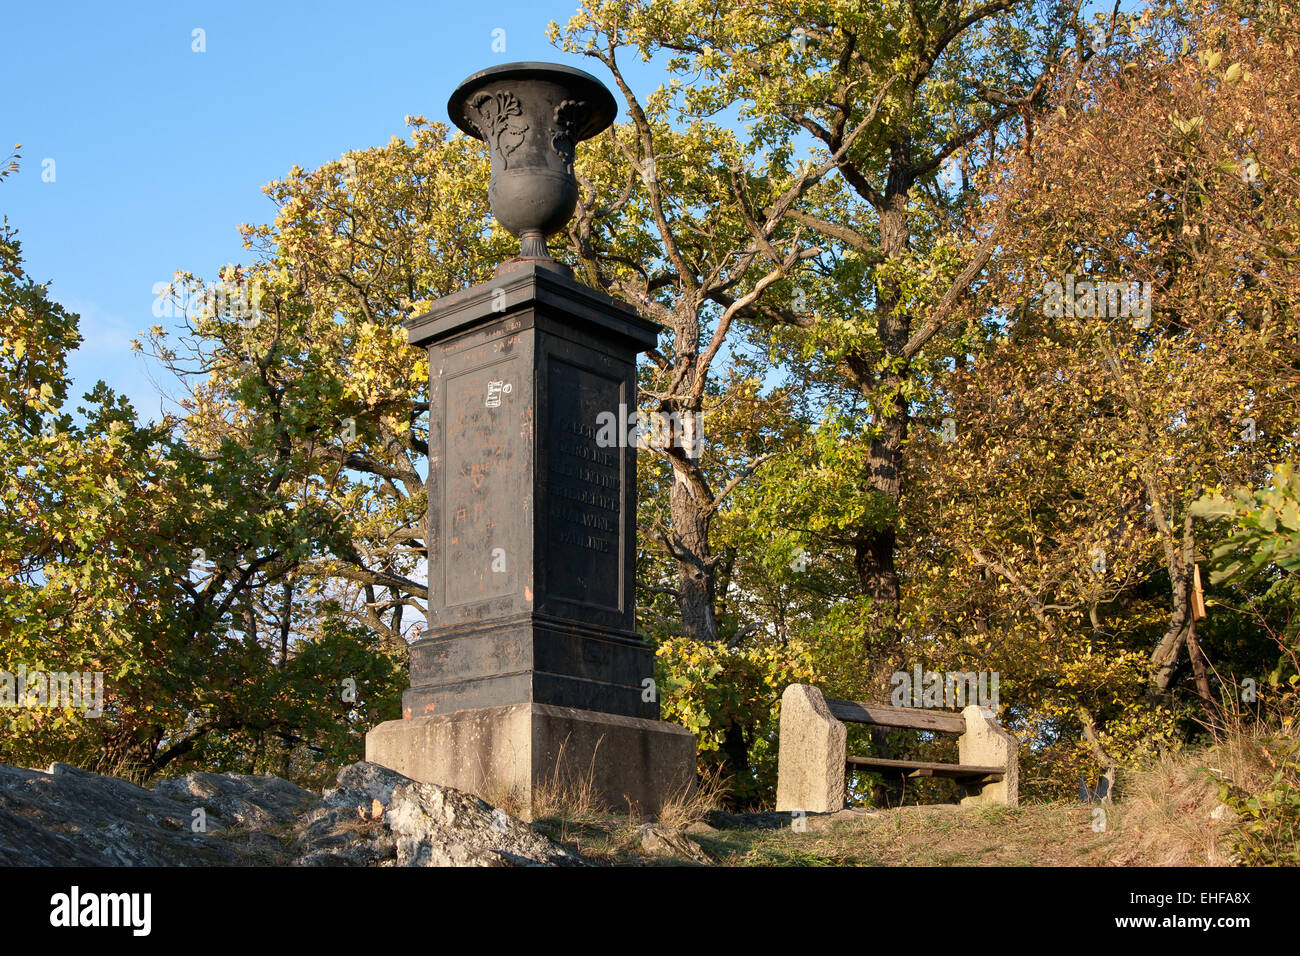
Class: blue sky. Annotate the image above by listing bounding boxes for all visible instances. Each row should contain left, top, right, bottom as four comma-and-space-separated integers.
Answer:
5, 1, 1131, 423
2, 0, 655, 421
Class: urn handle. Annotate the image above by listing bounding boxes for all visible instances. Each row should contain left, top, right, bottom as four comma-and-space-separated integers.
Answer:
551, 99, 588, 173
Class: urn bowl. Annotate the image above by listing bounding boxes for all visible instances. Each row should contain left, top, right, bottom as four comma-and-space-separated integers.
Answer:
448, 61, 617, 262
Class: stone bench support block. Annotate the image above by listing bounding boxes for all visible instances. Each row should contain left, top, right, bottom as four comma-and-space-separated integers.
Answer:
958, 705, 1019, 807
775, 684, 847, 813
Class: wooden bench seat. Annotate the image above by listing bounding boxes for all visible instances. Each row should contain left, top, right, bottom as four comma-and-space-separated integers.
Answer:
775, 684, 1020, 813
845, 755, 1005, 781
825, 699, 966, 734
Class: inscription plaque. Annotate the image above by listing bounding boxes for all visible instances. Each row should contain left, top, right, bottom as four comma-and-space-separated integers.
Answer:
545, 359, 622, 608
444, 358, 521, 606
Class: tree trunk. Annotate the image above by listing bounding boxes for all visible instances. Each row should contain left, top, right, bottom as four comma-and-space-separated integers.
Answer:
1148, 513, 1196, 697
721, 720, 751, 806
278, 579, 293, 669
856, 401, 907, 605
853, 169, 912, 609
669, 471, 719, 642
1186, 621, 1220, 735
242, 596, 258, 648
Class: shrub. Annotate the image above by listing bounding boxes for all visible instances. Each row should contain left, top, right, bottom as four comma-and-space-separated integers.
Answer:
1215, 680, 1300, 865
655, 637, 818, 808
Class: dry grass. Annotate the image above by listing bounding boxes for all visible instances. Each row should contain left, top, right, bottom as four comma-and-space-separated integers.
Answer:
480, 782, 530, 820
85, 753, 152, 787
518, 726, 1288, 866
524, 746, 730, 861
496, 695, 1298, 866
1103, 748, 1240, 866
490, 737, 727, 827
1103, 700, 1299, 866
686, 802, 1122, 866
655, 764, 728, 830
484, 735, 611, 844
530, 740, 604, 824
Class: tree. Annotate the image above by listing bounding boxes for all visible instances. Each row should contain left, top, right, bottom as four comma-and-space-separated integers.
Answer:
898, 0, 1300, 787
147, 121, 501, 650
583, 0, 1087, 618
551, 14, 864, 642
2, 148, 398, 780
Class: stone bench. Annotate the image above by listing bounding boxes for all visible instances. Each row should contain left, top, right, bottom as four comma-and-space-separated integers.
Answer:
775, 684, 1019, 813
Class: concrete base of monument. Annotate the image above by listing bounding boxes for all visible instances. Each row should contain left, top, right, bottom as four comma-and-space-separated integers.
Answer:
365, 703, 697, 819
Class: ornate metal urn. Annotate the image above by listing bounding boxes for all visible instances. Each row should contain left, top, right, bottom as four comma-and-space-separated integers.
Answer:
448, 61, 617, 272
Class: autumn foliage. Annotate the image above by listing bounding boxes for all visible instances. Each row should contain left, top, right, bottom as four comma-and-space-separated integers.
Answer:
2, 2, 1299, 829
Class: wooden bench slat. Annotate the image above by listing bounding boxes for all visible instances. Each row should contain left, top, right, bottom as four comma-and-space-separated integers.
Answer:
845, 756, 1004, 780
825, 698, 967, 734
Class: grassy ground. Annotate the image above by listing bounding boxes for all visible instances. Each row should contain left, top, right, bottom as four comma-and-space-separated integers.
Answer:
533, 800, 1136, 866
528, 704, 1300, 865
695, 803, 1123, 866
527, 728, 1281, 865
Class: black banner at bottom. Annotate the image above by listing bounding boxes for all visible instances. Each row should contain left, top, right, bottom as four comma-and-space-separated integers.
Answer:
0, 865, 1281, 944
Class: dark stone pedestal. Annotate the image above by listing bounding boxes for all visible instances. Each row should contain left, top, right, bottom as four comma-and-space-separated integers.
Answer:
365, 262, 696, 812
401, 262, 659, 719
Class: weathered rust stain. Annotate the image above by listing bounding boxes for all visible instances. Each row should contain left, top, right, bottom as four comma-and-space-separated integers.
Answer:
520, 404, 534, 442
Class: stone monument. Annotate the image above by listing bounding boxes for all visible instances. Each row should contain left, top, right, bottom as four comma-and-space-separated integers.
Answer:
366, 61, 696, 815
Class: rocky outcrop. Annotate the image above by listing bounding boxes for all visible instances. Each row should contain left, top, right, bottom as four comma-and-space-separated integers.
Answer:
0, 760, 584, 867
292, 762, 582, 866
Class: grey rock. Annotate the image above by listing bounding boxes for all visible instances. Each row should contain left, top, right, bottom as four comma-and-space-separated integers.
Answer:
0, 762, 246, 865
0, 760, 586, 867
296, 762, 582, 867
684, 821, 718, 836
705, 809, 792, 830
153, 771, 312, 829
